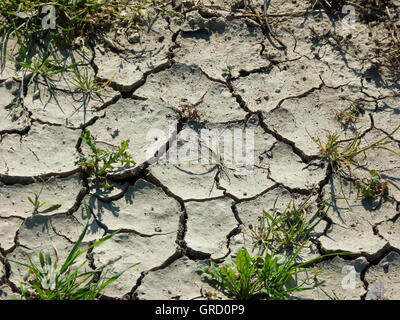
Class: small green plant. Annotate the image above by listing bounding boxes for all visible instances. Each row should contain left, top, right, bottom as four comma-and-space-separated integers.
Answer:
336, 103, 362, 126
199, 128, 237, 182
71, 67, 104, 97
222, 52, 236, 78
27, 184, 61, 216
223, 64, 235, 78
8, 203, 138, 300
307, 125, 400, 174
68, 69, 117, 124
198, 245, 329, 300
5, 96, 25, 120
249, 195, 330, 250
68, 67, 110, 120
357, 169, 388, 201
77, 129, 136, 189
28, 192, 61, 216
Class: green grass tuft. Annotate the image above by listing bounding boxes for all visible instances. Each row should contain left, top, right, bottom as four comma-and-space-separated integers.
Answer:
248, 194, 331, 250
8, 203, 138, 300
198, 244, 347, 300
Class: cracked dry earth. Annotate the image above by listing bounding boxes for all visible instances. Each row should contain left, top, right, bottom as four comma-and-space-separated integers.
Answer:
1, 0, 400, 300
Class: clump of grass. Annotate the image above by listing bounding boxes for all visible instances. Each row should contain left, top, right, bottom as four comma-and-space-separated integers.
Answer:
198, 244, 338, 300
356, 169, 388, 201
248, 194, 330, 250
0, 1, 163, 97
77, 129, 136, 190
67, 69, 116, 123
336, 103, 363, 126
0, 0, 154, 41
8, 204, 138, 300
178, 103, 205, 123
9, 28, 78, 90
71, 67, 104, 97
5, 95, 25, 120
306, 125, 400, 174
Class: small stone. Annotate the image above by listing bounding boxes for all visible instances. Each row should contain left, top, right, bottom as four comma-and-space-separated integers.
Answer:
382, 261, 390, 273
155, 227, 162, 232
128, 33, 140, 44
96, 45, 105, 54
111, 129, 120, 138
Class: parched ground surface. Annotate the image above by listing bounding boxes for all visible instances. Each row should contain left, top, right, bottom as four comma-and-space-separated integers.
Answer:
1, 0, 400, 300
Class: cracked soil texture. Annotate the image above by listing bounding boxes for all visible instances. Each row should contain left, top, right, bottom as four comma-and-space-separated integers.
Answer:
0, 0, 400, 300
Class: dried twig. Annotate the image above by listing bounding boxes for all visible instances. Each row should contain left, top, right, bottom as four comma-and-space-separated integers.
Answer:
263, 0, 275, 37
